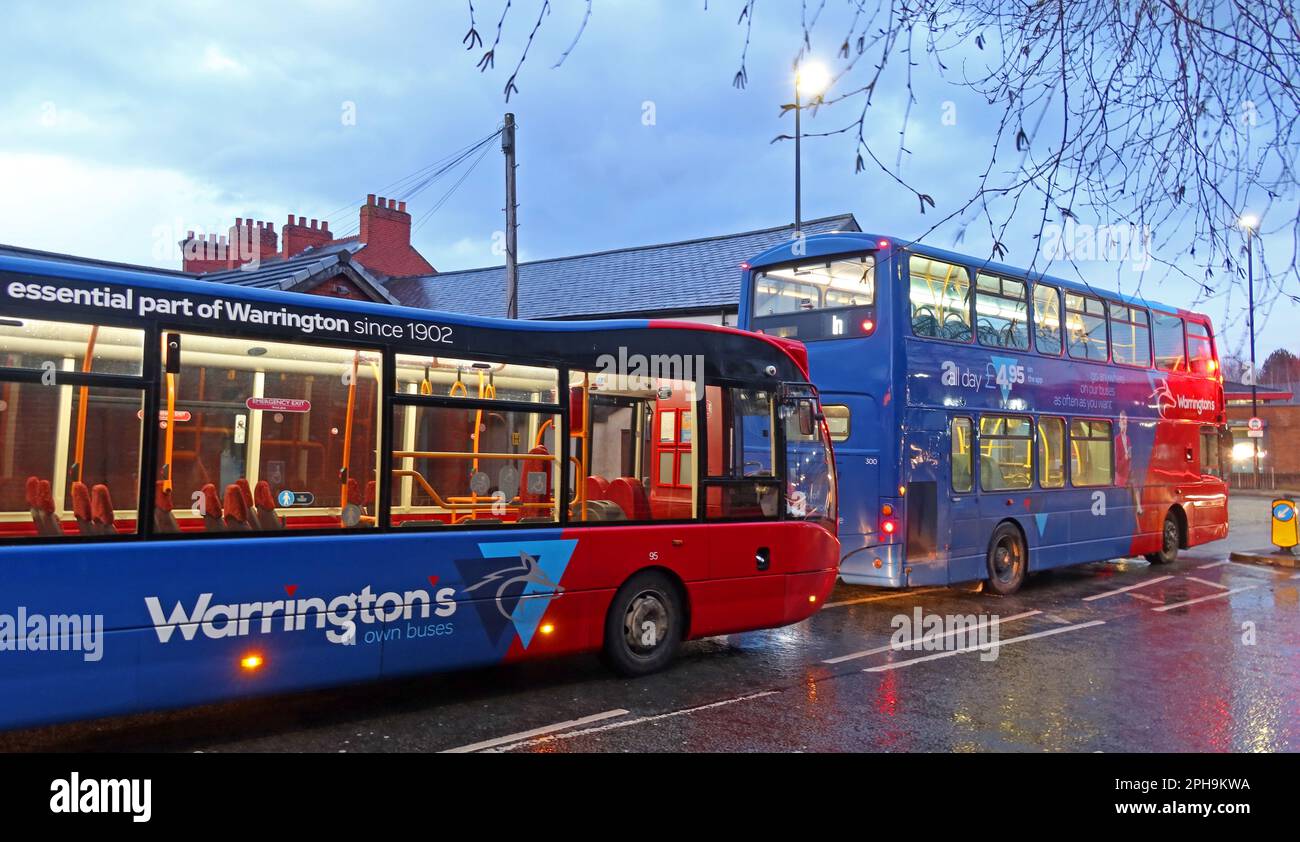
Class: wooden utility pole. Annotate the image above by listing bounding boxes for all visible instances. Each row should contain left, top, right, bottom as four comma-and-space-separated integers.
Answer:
503, 113, 519, 320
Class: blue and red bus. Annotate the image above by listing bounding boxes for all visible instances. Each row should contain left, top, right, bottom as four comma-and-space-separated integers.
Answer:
0, 251, 838, 730
740, 232, 1228, 594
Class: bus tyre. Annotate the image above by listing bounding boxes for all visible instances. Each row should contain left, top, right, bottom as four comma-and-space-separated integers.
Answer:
603, 571, 683, 677
985, 523, 1027, 596
1145, 513, 1181, 565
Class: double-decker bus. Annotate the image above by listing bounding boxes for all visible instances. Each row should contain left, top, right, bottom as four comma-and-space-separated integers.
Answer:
739, 232, 1228, 594
0, 251, 838, 730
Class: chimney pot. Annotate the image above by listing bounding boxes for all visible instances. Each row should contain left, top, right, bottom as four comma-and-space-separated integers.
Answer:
367, 194, 376, 206
245, 218, 252, 227
186, 230, 195, 239
321, 221, 329, 232
398, 201, 406, 213
310, 219, 318, 229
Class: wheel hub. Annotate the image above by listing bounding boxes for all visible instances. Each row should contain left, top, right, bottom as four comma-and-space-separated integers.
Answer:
624, 592, 668, 655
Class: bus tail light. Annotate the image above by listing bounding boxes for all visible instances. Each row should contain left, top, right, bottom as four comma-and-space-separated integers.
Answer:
880, 504, 898, 537
860, 319, 876, 335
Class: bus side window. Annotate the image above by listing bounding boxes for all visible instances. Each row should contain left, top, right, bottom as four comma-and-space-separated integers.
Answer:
975, 274, 1029, 350
1187, 322, 1217, 376
1108, 303, 1151, 367
950, 417, 973, 494
1065, 292, 1109, 362
823, 405, 851, 443
910, 256, 972, 342
161, 332, 384, 533
978, 415, 1033, 491
1153, 312, 1187, 372
1038, 417, 1065, 488
705, 386, 780, 520
1033, 283, 1063, 355
1199, 427, 1222, 477
0, 317, 146, 540
1069, 419, 1114, 487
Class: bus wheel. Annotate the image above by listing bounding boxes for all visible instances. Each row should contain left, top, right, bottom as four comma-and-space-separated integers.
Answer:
1145, 513, 1181, 565
603, 571, 683, 677
985, 523, 1026, 595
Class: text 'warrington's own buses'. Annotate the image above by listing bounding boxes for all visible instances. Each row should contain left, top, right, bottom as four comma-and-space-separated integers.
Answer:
0, 252, 838, 730
740, 232, 1227, 594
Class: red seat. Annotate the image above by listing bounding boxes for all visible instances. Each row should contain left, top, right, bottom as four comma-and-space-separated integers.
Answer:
253, 480, 282, 531
154, 481, 180, 534
364, 480, 377, 515
223, 483, 251, 531
71, 481, 95, 535
26, 476, 60, 537
91, 484, 117, 534
346, 477, 363, 506
201, 483, 224, 531
236, 478, 255, 511
586, 476, 610, 500
608, 477, 652, 521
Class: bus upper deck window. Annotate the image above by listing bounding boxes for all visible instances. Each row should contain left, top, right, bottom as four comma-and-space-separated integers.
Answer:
1153, 312, 1187, 372
1108, 302, 1151, 368
1065, 292, 1108, 362
1186, 322, 1217, 376
975, 274, 1029, 350
910, 256, 972, 342
1033, 284, 1063, 355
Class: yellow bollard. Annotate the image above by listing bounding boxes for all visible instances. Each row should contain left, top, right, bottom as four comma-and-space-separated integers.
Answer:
1271, 499, 1298, 554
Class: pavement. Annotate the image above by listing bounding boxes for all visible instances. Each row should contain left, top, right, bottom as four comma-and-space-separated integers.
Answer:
3, 495, 1297, 753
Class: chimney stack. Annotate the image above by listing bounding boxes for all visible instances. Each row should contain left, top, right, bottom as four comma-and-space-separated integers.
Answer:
282, 214, 332, 258
355, 192, 433, 276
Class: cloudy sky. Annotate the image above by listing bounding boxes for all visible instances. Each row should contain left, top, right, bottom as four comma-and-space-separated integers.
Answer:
1, 0, 1292, 359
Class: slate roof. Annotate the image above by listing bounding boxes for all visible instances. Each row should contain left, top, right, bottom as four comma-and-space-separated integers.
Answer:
383, 214, 860, 319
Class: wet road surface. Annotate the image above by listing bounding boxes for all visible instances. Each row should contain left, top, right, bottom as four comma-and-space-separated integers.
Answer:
4, 496, 1297, 752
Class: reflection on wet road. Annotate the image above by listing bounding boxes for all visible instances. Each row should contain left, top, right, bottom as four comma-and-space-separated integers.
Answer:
3, 497, 1296, 752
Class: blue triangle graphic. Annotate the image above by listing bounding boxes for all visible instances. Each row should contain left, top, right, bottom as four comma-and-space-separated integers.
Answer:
1034, 513, 1048, 537
477, 539, 578, 648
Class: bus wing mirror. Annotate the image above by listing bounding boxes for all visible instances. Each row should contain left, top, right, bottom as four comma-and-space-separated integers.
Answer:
797, 400, 815, 437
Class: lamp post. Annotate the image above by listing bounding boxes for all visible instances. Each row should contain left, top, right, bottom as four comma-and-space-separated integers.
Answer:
793, 60, 831, 237
1240, 213, 1261, 482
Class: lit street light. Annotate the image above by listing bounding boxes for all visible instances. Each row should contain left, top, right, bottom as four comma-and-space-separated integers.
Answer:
793, 60, 831, 237
1239, 213, 1261, 481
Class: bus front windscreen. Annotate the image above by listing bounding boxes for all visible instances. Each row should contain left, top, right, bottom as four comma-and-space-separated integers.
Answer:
751, 254, 876, 341
781, 396, 837, 532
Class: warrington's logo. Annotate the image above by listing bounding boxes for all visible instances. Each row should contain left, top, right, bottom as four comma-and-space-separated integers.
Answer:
457, 540, 577, 649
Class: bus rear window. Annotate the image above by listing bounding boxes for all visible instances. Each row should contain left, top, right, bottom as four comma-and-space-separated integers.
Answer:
750, 255, 876, 340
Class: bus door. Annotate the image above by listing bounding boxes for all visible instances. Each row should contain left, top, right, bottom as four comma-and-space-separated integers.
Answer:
900, 418, 948, 585
821, 393, 880, 551
944, 416, 984, 583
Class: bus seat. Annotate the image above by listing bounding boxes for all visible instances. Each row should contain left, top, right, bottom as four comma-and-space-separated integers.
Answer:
586, 475, 610, 500
608, 477, 651, 521
26, 476, 57, 537
363, 480, 376, 516
36, 479, 61, 536
236, 478, 255, 511
346, 478, 363, 505
253, 481, 283, 531
201, 483, 225, 531
70, 481, 96, 535
91, 484, 117, 534
223, 484, 252, 531
154, 482, 180, 534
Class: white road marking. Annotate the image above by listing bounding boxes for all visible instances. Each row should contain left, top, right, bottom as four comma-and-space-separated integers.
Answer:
441, 709, 630, 753
1197, 560, 1231, 569
1082, 575, 1173, 602
485, 692, 779, 753
824, 587, 944, 608
1152, 585, 1261, 613
1126, 592, 1163, 605
863, 620, 1107, 672
1183, 575, 1231, 591
822, 610, 1040, 664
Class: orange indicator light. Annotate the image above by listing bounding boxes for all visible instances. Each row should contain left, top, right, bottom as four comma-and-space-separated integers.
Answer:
240, 654, 264, 671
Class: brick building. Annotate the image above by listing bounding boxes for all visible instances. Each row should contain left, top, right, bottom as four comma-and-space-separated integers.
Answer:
178, 193, 435, 303
1223, 379, 1299, 488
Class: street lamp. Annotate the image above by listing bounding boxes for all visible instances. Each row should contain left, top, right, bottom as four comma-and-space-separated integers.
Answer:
793, 60, 832, 237
1239, 213, 1261, 481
